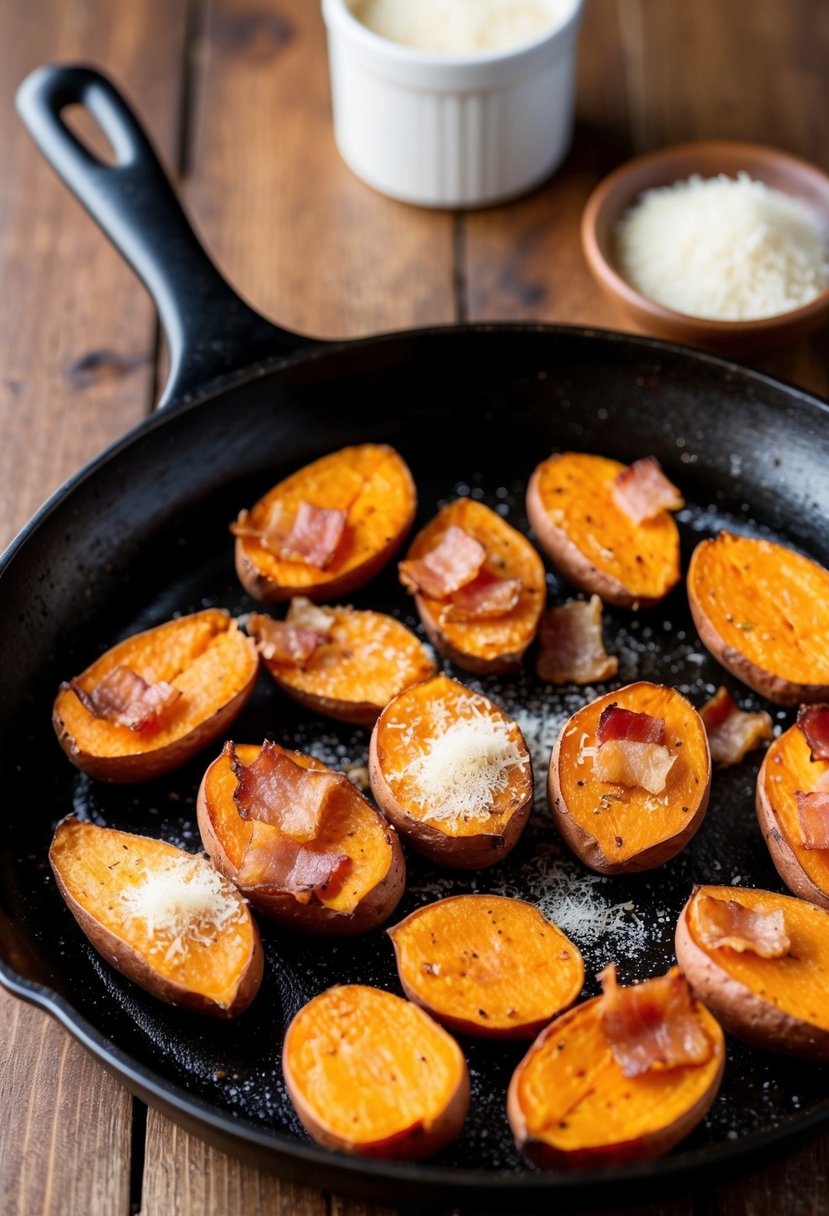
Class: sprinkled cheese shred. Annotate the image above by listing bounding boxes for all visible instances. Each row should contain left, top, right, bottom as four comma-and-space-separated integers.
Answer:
398, 696, 528, 827
119, 853, 243, 961
616, 172, 829, 321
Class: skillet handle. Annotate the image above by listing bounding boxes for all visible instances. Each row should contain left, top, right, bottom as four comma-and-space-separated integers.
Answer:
16, 64, 316, 410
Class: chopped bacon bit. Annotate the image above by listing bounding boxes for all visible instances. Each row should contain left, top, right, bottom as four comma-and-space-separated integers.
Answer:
700, 686, 772, 767
598, 964, 712, 1078
796, 790, 829, 850
536, 595, 618, 685
237, 821, 350, 895
597, 706, 666, 745
231, 501, 346, 568
798, 705, 829, 763
612, 457, 684, 525
593, 739, 676, 795
445, 568, 522, 621
399, 525, 485, 600
247, 612, 328, 667
280, 502, 347, 568
695, 894, 790, 957
67, 666, 181, 731
229, 741, 347, 842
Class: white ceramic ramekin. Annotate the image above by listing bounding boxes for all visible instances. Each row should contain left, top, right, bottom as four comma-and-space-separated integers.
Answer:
322, 0, 584, 209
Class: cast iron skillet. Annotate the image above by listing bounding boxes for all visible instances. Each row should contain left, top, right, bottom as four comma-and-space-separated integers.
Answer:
3, 65, 829, 1210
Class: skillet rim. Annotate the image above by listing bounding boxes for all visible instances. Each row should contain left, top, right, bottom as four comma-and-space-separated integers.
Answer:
2, 319, 829, 1203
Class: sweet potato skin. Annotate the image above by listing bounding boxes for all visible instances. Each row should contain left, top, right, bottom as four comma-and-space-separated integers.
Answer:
196, 745, 405, 935
49, 817, 263, 1018
755, 727, 829, 910
235, 444, 417, 604
403, 498, 545, 675
507, 995, 724, 1169
389, 895, 584, 1038
675, 886, 829, 1059
52, 610, 259, 783
548, 682, 711, 874
526, 454, 681, 610
688, 534, 829, 706
368, 676, 533, 870
282, 984, 469, 1159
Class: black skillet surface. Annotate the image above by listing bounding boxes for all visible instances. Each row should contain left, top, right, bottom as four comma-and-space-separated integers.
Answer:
2, 66, 829, 1210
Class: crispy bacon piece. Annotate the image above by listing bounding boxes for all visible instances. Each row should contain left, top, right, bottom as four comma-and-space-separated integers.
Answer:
817, 770, 829, 794
695, 894, 790, 957
445, 568, 522, 621
598, 964, 712, 1078
536, 595, 618, 685
593, 740, 676, 795
597, 706, 666, 745
281, 502, 347, 568
699, 686, 772, 767
247, 612, 329, 666
612, 457, 684, 525
229, 741, 346, 842
798, 705, 829, 763
399, 525, 485, 600
796, 790, 829, 850
67, 666, 181, 731
231, 501, 347, 568
237, 821, 350, 894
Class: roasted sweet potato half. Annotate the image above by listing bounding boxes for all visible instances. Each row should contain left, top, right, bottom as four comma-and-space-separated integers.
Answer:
756, 722, 829, 909
548, 682, 711, 874
526, 452, 682, 609
53, 609, 259, 783
688, 533, 829, 705
676, 885, 829, 1058
49, 817, 263, 1018
282, 984, 469, 1158
388, 895, 584, 1038
369, 674, 533, 869
197, 742, 405, 934
248, 599, 436, 726
234, 444, 416, 603
398, 498, 545, 674
507, 975, 724, 1169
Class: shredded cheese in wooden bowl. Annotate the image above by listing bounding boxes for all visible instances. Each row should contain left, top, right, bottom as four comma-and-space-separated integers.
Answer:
615, 173, 829, 321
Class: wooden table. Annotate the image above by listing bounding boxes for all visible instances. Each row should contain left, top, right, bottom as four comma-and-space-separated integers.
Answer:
2, 2, 827, 1212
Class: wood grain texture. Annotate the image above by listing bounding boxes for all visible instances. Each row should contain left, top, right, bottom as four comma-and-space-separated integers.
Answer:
184, 0, 455, 341
140, 1110, 327, 1216
0, 989, 131, 1216
0, 0, 187, 547
713, 1128, 829, 1216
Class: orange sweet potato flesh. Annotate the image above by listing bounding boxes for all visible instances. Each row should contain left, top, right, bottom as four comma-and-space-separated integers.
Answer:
49, 817, 263, 1018
369, 674, 533, 869
756, 725, 829, 909
676, 885, 829, 1058
688, 533, 829, 705
549, 682, 711, 874
282, 984, 469, 1158
401, 498, 545, 674
235, 444, 416, 603
53, 610, 259, 783
508, 992, 724, 1168
389, 895, 584, 1038
526, 452, 681, 608
197, 743, 405, 934
253, 606, 436, 726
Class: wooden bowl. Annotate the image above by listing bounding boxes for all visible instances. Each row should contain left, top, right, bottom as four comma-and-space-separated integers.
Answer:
581, 141, 829, 354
